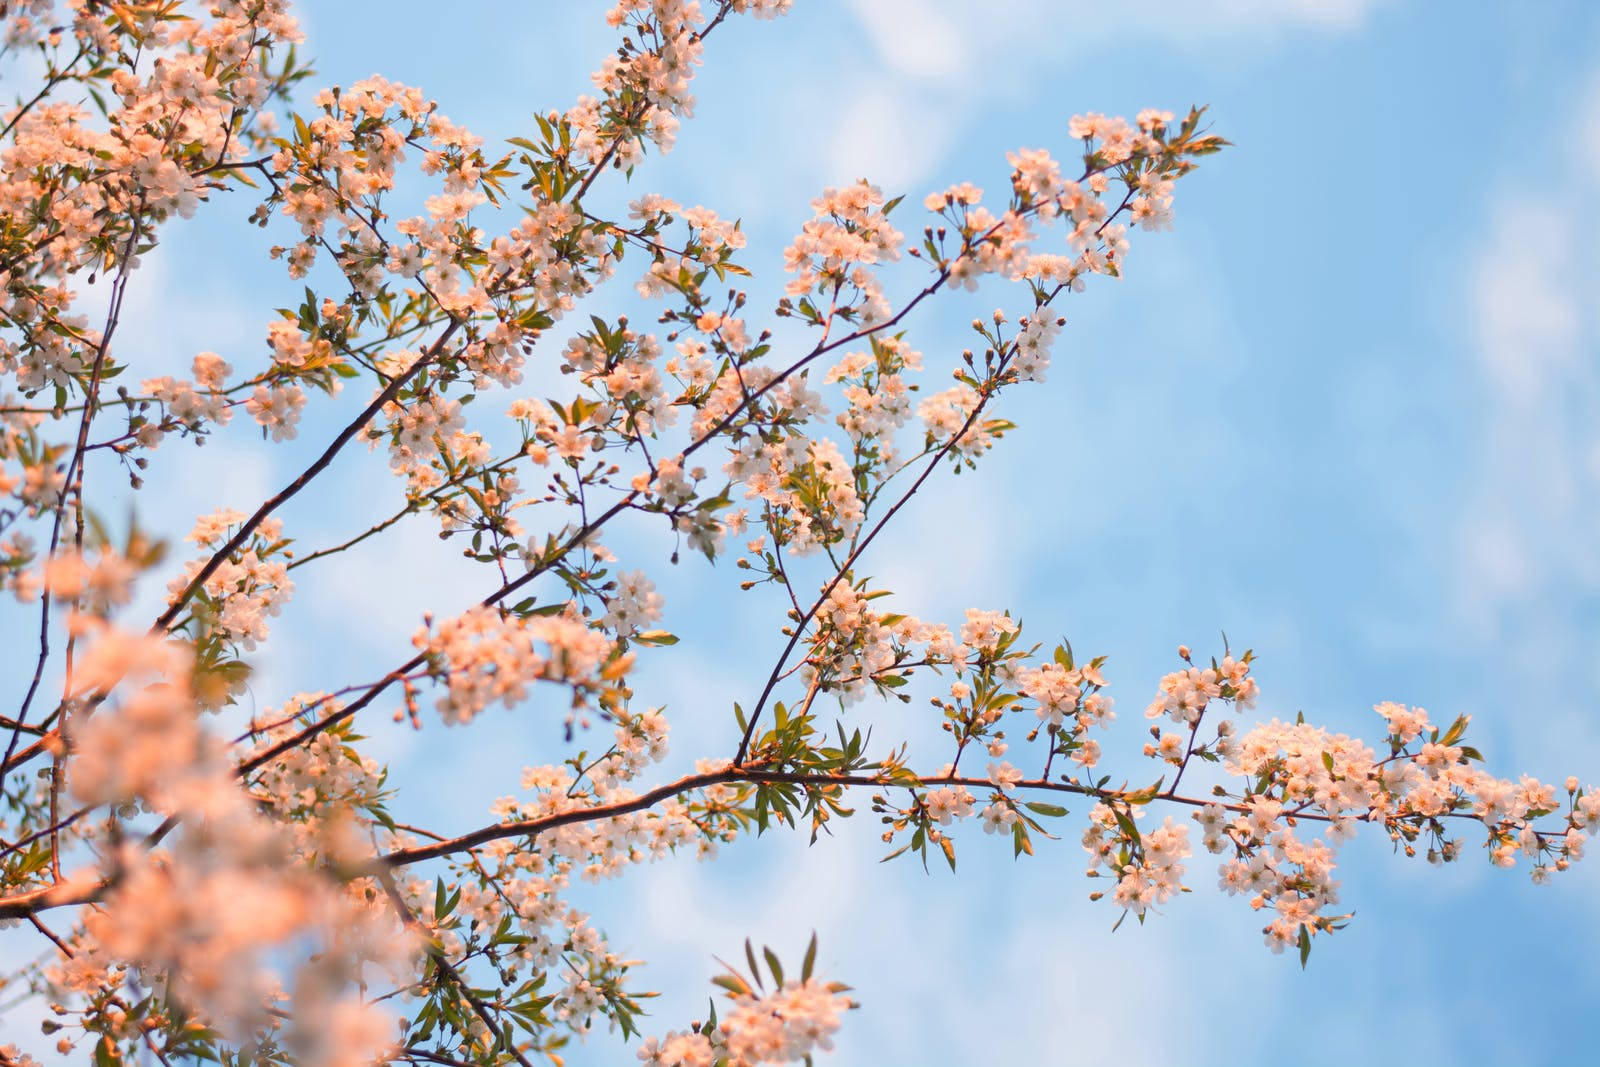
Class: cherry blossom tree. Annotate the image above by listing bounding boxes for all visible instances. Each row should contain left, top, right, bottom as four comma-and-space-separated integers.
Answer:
0, 2, 1587, 1065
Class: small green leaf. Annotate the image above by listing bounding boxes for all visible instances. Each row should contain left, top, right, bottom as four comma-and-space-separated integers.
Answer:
711, 974, 752, 997
763, 945, 784, 987
745, 940, 763, 991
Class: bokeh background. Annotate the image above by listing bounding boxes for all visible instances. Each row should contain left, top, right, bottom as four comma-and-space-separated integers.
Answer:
7, 1, 1600, 1063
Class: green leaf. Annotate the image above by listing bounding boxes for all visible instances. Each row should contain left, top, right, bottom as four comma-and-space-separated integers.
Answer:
711, 974, 752, 997
1298, 924, 1312, 969
1113, 808, 1142, 845
1124, 777, 1164, 805
745, 940, 763, 991
801, 932, 818, 981
1011, 819, 1033, 858
763, 945, 784, 987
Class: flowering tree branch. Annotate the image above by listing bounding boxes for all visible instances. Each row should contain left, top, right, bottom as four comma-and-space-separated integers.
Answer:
0, 2, 1582, 1066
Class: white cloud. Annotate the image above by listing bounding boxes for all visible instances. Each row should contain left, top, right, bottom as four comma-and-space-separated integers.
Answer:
1582, 71, 1600, 183
870, 455, 1018, 620
847, 0, 1396, 92
1461, 519, 1533, 611
833, 0, 1396, 214
1450, 64, 1600, 786
826, 76, 960, 190
1455, 148, 1600, 636
846, 0, 968, 81
296, 477, 482, 655
1471, 202, 1579, 404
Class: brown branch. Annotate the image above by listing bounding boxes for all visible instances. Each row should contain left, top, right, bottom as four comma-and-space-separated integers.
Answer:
3, 196, 151, 787
0, 875, 102, 919
373, 866, 536, 1067
153, 318, 466, 631
378, 764, 1284, 870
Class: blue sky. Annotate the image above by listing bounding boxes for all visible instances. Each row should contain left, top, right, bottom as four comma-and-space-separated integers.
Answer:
8, 1, 1600, 1063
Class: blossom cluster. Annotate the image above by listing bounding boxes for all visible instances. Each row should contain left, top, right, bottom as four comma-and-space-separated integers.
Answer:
46, 621, 413, 1063
1083, 808, 1191, 917
166, 509, 295, 651
413, 604, 624, 725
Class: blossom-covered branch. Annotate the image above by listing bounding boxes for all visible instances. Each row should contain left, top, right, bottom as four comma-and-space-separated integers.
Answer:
2, 2, 1577, 1067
